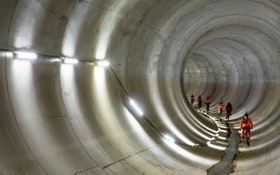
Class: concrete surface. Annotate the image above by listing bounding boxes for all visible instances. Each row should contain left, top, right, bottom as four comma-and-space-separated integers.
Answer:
207, 121, 240, 175
0, 0, 280, 174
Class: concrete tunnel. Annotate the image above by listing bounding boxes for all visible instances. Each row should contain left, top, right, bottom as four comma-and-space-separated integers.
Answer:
0, 0, 280, 174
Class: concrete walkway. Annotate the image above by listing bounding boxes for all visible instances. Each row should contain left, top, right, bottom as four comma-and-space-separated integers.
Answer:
207, 122, 241, 175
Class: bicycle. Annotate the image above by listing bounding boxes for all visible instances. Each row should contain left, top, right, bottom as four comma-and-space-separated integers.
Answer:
206, 104, 210, 114
243, 129, 250, 148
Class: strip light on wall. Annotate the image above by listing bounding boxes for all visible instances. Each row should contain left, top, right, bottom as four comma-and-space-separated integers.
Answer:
95, 60, 110, 67
129, 99, 144, 116
6, 50, 112, 66
5, 51, 14, 57
164, 134, 175, 143
62, 58, 79, 64
15, 51, 37, 60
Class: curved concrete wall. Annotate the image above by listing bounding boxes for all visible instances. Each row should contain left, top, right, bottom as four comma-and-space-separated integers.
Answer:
0, 0, 279, 174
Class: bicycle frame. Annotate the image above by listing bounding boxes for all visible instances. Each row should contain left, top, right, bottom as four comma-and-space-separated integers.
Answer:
244, 129, 249, 148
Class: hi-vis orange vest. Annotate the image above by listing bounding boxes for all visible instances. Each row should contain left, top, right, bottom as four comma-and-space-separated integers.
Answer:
240, 117, 253, 129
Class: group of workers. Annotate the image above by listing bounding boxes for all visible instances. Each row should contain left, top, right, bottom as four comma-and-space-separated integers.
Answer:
190, 94, 253, 146
190, 95, 233, 119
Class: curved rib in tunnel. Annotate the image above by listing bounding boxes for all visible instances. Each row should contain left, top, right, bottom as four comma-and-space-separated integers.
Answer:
0, 0, 280, 174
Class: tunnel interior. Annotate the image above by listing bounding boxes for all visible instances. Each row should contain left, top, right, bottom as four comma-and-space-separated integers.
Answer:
1, 0, 280, 174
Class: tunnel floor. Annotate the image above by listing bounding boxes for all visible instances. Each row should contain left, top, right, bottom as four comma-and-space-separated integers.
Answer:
207, 123, 241, 175
196, 109, 242, 175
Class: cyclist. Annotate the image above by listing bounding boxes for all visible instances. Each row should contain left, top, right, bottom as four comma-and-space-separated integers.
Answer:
240, 112, 253, 146
218, 99, 224, 115
226, 102, 233, 120
197, 95, 202, 108
205, 96, 211, 113
190, 94, 195, 104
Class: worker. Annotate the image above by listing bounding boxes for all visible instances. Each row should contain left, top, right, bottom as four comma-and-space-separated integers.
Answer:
240, 112, 253, 146
197, 95, 202, 108
218, 99, 224, 115
226, 102, 233, 120
205, 96, 211, 113
190, 94, 195, 104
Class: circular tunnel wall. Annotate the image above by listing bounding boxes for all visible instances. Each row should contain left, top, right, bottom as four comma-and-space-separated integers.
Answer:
0, 0, 280, 174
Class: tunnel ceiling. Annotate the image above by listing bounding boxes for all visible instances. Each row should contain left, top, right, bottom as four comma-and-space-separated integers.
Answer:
0, 0, 280, 174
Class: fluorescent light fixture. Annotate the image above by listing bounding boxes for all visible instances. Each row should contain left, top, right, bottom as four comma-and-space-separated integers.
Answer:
15, 51, 37, 60
96, 60, 110, 67
48, 58, 61, 62
164, 134, 175, 143
6, 51, 14, 57
63, 58, 79, 64
129, 99, 144, 116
